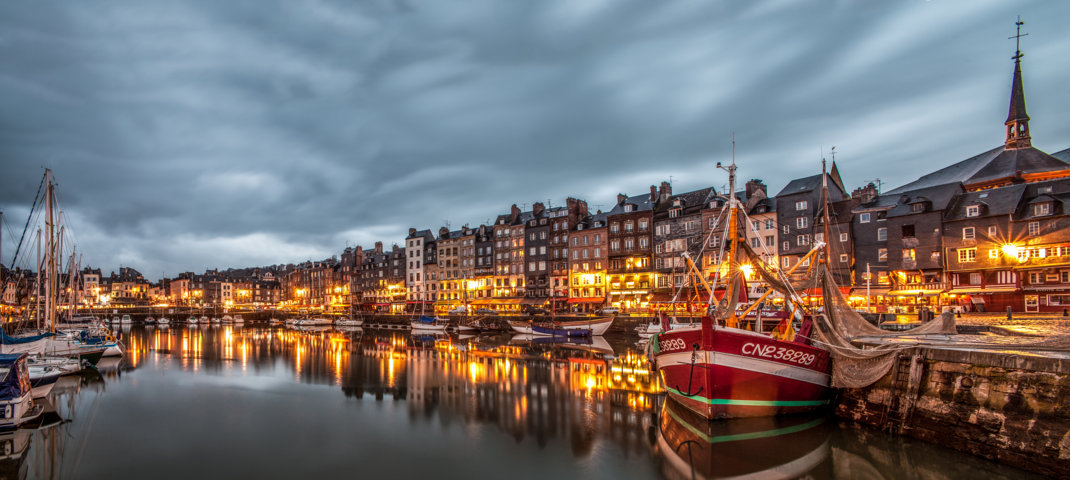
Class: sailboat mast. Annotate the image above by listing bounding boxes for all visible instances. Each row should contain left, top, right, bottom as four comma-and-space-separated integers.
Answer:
723, 137, 740, 323
820, 158, 832, 263
45, 168, 57, 330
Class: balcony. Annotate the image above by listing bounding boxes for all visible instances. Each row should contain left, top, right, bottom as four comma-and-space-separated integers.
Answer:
887, 281, 949, 296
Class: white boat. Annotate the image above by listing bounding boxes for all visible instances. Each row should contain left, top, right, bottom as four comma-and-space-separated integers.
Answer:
211, 317, 222, 324
188, 316, 199, 325
232, 315, 244, 325
411, 315, 449, 332
157, 317, 171, 325
28, 356, 80, 398
636, 315, 695, 338
0, 354, 44, 431
295, 317, 332, 326
120, 315, 132, 325
111, 316, 120, 323
508, 317, 614, 336
199, 316, 209, 324
144, 316, 156, 324
334, 317, 364, 327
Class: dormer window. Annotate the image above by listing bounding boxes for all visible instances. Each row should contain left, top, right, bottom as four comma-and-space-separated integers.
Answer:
965, 205, 980, 218
669, 209, 681, 218
673, 199, 682, 207
624, 205, 634, 212
911, 203, 925, 213
1035, 203, 1051, 216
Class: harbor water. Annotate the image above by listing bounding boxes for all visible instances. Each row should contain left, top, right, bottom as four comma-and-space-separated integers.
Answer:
9, 324, 1046, 479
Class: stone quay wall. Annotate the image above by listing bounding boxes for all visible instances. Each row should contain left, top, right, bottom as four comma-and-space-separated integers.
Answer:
836, 347, 1070, 477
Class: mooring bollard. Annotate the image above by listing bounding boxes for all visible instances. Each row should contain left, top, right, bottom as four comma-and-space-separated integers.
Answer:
1063, 308, 1068, 317
1007, 306, 1013, 320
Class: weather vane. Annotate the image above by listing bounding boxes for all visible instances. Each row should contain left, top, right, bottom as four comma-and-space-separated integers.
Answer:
1009, 16, 1028, 60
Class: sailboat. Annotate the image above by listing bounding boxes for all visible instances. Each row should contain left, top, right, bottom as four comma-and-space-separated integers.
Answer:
650, 150, 834, 419
1, 170, 111, 365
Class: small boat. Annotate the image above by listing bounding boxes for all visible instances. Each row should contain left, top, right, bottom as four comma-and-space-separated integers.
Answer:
295, 317, 332, 326
334, 317, 364, 327
636, 315, 695, 338
531, 324, 591, 337
0, 354, 44, 431
411, 315, 449, 331
188, 317, 199, 325
508, 317, 614, 336
211, 317, 222, 324
27, 356, 81, 398
157, 317, 170, 325
232, 315, 244, 325
199, 316, 209, 324
111, 316, 120, 323
120, 315, 132, 325
143, 316, 156, 325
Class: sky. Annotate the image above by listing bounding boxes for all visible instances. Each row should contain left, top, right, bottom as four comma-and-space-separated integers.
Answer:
1, 0, 1068, 281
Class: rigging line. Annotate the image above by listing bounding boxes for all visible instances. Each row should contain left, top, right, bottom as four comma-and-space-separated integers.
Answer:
8, 172, 46, 271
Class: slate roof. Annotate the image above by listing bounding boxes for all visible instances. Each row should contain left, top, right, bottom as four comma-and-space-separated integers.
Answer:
406, 229, 434, 242
1052, 147, 1070, 164
608, 193, 656, 214
654, 187, 715, 216
774, 174, 822, 198
885, 183, 964, 218
773, 172, 846, 198
886, 145, 1070, 194
944, 184, 1026, 220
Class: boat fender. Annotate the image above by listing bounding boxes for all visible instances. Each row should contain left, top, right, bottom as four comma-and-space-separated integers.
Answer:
106, 335, 115, 343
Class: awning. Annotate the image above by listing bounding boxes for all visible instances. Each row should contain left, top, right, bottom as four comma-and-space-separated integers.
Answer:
566, 298, 605, 304
404, 300, 434, 304
886, 289, 946, 297
799, 287, 852, 297
520, 298, 545, 305
851, 287, 890, 295
1023, 286, 1070, 292
947, 286, 1018, 295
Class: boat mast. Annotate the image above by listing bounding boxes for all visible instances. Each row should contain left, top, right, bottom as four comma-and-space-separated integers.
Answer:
718, 135, 741, 325
45, 168, 57, 331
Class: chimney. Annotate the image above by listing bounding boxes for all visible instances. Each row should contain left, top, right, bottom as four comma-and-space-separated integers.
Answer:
510, 204, 521, 222
374, 241, 383, 254
617, 194, 626, 205
532, 202, 545, 217
408, 227, 416, 237
745, 179, 767, 200
650, 185, 658, 202
439, 226, 450, 238
659, 181, 672, 203
851, 183, 878, 203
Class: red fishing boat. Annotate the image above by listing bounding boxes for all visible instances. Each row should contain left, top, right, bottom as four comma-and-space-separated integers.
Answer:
651, 151, 838, 419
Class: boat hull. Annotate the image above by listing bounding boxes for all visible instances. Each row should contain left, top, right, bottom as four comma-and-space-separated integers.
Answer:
653, 324, 831, 419
508, 317, 614, 336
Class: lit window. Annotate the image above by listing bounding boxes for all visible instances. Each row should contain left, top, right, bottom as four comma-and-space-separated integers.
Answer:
958, 248, 977, 263
878, 248, 888, 262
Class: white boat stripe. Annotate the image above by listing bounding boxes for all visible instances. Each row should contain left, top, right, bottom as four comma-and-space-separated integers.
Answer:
657, 351, 830, 387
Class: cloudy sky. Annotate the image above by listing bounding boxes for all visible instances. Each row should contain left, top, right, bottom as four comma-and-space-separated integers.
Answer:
1, 0, 1068, 280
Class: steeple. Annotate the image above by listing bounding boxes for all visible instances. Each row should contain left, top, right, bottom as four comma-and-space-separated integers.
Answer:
1005, 17, 1030, 149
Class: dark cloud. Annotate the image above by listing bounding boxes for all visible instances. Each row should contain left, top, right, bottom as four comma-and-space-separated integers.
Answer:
1, 0, 1068, 279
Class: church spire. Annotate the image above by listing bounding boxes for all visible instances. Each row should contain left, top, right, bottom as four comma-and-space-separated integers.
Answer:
1005, 17, 1031, 149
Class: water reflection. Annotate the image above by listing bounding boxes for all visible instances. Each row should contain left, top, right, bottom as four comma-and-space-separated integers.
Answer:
0, 326, 1044, 479
656, 397, 832, 479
